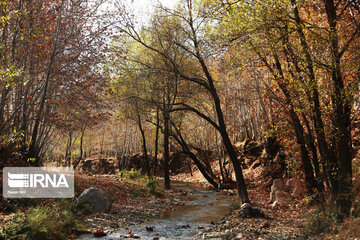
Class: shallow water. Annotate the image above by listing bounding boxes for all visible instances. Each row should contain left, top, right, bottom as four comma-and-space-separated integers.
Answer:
78, 181, 235, 240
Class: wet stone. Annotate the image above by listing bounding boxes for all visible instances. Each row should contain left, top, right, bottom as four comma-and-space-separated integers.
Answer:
78, 181, 236, 240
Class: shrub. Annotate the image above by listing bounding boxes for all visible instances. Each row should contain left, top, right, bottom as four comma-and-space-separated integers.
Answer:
118, 169, 162, 196
352, 153, 360, 176
305, 207, 337, 234
306, 213, 330, 234
119, 168, 143, 180
0, 199, 84, 240
145, 177, 161, 196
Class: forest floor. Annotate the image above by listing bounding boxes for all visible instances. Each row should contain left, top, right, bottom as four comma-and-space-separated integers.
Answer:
74, 169, 350, 240
75, 174, 185, 231
172, 164, 360, 240
173, 167, 313, 240
2, 164, 360, 239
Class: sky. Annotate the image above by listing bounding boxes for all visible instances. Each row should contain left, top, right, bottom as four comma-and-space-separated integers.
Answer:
99, 0, 179, 25
125, 0, 178, 22
130, 0, 178, 10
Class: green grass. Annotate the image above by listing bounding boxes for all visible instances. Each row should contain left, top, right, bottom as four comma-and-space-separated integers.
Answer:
0, 199, 85, 240
145, 177, 162, 196
119, 168, 163, 197
119, 168, 144, 180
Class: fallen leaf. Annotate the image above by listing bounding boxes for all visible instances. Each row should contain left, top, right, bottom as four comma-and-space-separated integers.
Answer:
93, 229, 106, 237
146, 226, 154, 231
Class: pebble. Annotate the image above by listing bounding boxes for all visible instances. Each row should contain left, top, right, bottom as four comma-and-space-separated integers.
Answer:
235, 233, 243, 239
241, 203, 252, 210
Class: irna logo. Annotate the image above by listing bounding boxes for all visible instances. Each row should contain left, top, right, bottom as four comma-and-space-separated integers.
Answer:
7, 172, 69, 188
3, 167, 74, 198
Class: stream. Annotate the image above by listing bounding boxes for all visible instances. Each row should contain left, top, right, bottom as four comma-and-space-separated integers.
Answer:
78, 181, 236, 240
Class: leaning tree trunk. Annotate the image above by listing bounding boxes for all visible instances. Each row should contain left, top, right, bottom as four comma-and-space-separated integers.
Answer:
171, 122, 219, 188
195, 51, 250, 203
186, 2, 250, 202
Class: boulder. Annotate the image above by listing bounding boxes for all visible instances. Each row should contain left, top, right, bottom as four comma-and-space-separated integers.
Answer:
270, 178, 307, 205
291, 179, 306, 198
77, 187, 113, 213
275, 190, 291, 203
269, 179, 286, 203
234, 139, 247, 151
260, 148, 267, 159
285, 178, 307, 198
285, 179, 295, 190
238, 206, 267, 218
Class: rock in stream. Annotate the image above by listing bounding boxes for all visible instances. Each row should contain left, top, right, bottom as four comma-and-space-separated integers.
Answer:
78, 182, 235, 240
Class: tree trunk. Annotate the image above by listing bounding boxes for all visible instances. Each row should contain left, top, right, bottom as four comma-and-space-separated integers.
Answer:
215, 132, 226, 184
163, 109, 171, 189
291, 0, 333, 194
301, 113, 321, 180
153, 107, 160, 175
171, 122, 219, 188
79, 129, 84, 161
192, 26, 249, 203
27, 1, 65, 165
273, 50, 318, 193
324, 0, 353, 218
0, 88, 9, 129
74, 128, 85, 169
138, 114, 151, 177
65, 132, 72, 167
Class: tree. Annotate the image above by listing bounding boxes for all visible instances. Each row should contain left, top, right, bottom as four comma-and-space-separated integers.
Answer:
115, 0, 250, 203
0, 0, 110, 165
205, 0, 360, 218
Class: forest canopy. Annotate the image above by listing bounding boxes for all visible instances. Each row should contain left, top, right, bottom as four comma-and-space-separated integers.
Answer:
1, 0, 360, 221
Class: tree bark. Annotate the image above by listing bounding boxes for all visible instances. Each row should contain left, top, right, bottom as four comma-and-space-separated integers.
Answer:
324, 0, 353, 219
291, 0, 334, 194
163, 109, 171, 189
153, 107, 160, 175
27, 1, 65, 165
257, 41, 318, 193
73, 129, 84, 169
65, 132, 72, 167
171, 121, 219, 188
0, 88, 9, 129
138, 114, 151, 177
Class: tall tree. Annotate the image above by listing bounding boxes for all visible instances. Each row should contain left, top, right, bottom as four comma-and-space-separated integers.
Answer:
115, 0, 250, 203
205, 0, 359, 217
